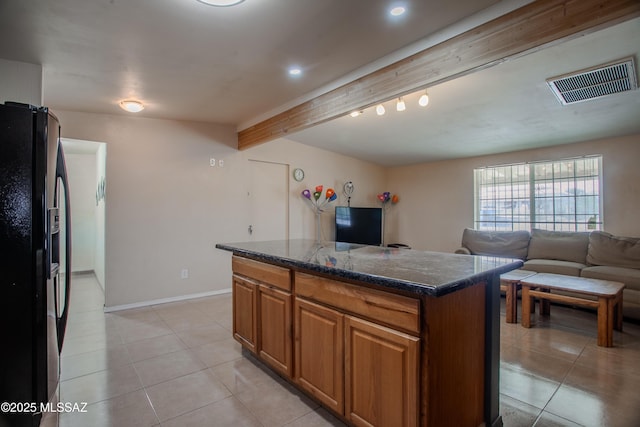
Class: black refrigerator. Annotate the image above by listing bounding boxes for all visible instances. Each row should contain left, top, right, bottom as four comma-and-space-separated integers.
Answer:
0, 102, 72, 427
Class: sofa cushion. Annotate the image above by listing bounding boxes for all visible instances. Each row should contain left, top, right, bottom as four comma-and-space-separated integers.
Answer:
581, 265, 640, 292
586, 231, 640, 269
461, 228, 530, 260
522, 259, 585, 277
526, 229, 589, 264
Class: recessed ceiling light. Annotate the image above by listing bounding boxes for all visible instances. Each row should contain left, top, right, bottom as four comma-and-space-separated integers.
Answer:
196, 0, 245, 6
390, 6, 406, 16
119, 100, 144, 113
288, 67, 302, 76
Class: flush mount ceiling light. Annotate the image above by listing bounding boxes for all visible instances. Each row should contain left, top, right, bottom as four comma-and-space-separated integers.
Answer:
389, 6, 406, 16
418, 91, 429, 107
376, 104, 386, 116
196, 0, 245, 6
396, 97, 406, 112
350, 110, 363, 118
119, 100, 144, 113
288, 67, 302, 76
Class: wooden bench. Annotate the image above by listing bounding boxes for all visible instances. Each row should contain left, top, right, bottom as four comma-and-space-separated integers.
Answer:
520, 273, 625, 347
500, 270, 538, 324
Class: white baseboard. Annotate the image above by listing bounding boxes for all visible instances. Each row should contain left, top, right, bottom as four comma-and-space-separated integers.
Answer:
71, 270, 95, 276
103, 288, 232, 313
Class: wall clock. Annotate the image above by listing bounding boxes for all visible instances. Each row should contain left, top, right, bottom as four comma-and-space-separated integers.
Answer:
293, 168, 305, 182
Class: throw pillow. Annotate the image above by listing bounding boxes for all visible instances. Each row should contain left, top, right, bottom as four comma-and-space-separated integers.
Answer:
587, 231, 640, 269
527, 229, 589, 264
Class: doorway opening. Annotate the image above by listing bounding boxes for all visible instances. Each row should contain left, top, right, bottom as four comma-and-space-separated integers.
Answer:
248, 160, 289, 241
60, 138, 107, 308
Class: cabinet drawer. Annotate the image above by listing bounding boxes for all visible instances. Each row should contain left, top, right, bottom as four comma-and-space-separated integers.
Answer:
295, 272, 420, 335
232, 256, 291, 291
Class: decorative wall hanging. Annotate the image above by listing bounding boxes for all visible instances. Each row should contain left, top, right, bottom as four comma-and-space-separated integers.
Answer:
343, 181, 354, 206
95, 176, 106, 206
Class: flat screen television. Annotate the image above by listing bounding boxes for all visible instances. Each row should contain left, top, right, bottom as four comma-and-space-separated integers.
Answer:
335, 206, 382, 246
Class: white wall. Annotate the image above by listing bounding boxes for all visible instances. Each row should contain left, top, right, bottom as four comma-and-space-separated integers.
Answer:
55, 110, 386, 309
0, 59, 42, 105
246, 138, 387, 243
387, 133, 640, 252
65, 152, 98, 272
54, 109, 639, 309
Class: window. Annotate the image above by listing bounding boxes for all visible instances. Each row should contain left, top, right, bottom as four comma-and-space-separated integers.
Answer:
474, 156, 602, 231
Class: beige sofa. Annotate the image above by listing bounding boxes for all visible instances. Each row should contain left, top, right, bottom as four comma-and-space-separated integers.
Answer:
455, 228, 640, 321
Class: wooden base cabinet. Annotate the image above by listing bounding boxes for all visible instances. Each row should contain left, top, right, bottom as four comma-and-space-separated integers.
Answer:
232, 275, 257, 353
230, 256, 489, 427
295, 298, 419, 427
231, 256, 293, 377
345, 316, 419, 427
258, 285, 292, 377
294, 298, 344, 414
294, 270, 420, 427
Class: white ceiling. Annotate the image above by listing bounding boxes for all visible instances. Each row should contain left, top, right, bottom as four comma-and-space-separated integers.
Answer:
1, 0, 638, 166
0, 0, 500, 124
288, 18, 640, 166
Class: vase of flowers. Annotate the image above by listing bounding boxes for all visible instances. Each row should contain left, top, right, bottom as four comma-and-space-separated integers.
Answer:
302, 185, 337, 243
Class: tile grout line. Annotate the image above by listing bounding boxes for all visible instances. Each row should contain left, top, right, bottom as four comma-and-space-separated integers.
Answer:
532, 337, 589, 426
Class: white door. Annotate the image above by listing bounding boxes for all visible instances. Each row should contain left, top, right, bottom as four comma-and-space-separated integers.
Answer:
248, 160, 288, 241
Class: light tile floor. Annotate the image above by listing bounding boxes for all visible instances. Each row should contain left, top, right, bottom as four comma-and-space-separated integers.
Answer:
60, 273, 640, 426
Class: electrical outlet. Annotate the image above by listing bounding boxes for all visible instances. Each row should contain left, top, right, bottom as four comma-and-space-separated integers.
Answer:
209, 158, 216, 167
219, 159, 224, 167
181, 269, 189, 279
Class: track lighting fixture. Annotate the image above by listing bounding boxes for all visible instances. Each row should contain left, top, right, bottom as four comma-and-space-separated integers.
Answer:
348, 89, 430, 119
419, 91, 429, 107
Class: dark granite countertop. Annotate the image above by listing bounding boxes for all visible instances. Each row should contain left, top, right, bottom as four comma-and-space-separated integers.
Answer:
216, 239, 523, 297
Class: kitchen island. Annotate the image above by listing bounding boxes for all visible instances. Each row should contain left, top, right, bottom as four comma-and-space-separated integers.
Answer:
216, 240, 522, 427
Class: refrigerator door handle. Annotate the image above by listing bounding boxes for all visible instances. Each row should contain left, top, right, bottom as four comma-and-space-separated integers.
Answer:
55, 143, 72, 351
48, 207, 60, 279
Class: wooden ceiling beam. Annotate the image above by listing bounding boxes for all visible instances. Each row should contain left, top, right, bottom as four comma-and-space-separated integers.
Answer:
238, 0, 640, 151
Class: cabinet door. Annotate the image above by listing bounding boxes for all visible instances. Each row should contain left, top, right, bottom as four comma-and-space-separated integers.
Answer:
294, 298, 344, 414
345, 316, 419, 427
258, 285, 292, 377
232, 275, 258, 353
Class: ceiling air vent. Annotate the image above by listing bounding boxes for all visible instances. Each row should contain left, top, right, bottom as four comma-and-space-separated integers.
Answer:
546, 57, 638, 105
